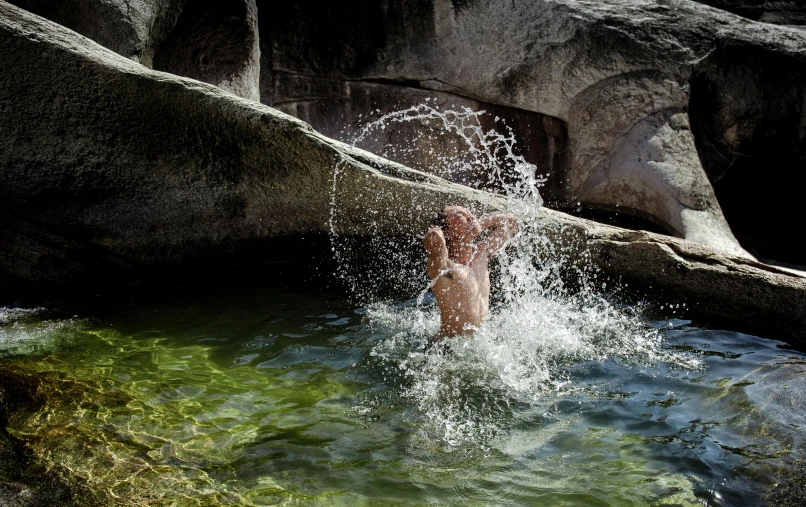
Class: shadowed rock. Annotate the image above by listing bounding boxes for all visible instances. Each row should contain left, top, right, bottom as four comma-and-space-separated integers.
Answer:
692, 0, 806, 25
153, 0, 260, 101
5, 0, 186, 66
690, 44, 806, 265
6, 0, 260, 100
0, 2, 804, 341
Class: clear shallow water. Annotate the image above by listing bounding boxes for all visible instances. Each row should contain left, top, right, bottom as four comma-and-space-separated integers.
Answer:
1, 282, 804, 506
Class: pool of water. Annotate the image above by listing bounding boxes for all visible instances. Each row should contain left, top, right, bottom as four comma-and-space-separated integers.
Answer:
1, 280, 804, 506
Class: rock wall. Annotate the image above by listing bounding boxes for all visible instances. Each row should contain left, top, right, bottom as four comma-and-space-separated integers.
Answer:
256, 0, 748, 258
692, 0, 806, 25
0, 1, 493, 292
8, 0, 806, 264
5, 0, 186, 66
9, 0, 806, 264
153, 0, 260, 101
1, 1, 805, 340
257, 0, 806, 264
6, 0, 260, 100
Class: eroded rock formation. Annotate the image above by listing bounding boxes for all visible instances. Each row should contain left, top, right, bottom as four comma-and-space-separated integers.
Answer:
5, 0, 186, 66
6, 0, 260, 100
259, 0, 806, 263
153, 0, 260, 101
1, 1, 804, 340
9, 0, 806, 264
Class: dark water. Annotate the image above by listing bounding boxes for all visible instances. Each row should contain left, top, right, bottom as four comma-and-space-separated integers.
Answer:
0, 281, 804, 506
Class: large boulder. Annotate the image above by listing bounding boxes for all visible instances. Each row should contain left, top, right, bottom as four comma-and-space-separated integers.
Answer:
10, 0, 805, 263
259, 0, 806, 263
152, 0, 260, 101
0, 1, 494, 292
6, 0, 260, 101
0, 1, 804, 339
5, 0, 186, 66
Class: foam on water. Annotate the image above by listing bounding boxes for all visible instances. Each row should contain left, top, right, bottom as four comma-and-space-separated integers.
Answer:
335, 103, 702, 446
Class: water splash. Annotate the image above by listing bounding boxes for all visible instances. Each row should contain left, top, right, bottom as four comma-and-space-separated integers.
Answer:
350, 101, 545, 205
330, 103, 702, 446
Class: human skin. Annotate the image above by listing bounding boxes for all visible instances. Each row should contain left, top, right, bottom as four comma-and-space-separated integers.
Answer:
423, 206, 519, 339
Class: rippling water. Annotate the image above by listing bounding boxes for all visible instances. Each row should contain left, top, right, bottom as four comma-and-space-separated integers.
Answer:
1, 281, 803, 506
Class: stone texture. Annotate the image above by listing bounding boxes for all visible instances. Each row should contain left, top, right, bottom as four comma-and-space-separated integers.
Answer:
153, 0, 260, 101
7, 0, 806, 262
577, 109, 750, 258
5, 0, 186, 66
0, 2, 804, 340
259, 0, 806, 263
692, 0, 806, 25
270, 78, 567, 196
10, 0, 805, 262
0, 1, 494, 293
536, 208, 806, 341
7, 0, 260, 101
689, 44, 806, 264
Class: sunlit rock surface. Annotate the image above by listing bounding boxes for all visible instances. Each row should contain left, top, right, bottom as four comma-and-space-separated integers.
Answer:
0, 1, 804, 339
259, 0, 806, 262
9, 0, 806, 262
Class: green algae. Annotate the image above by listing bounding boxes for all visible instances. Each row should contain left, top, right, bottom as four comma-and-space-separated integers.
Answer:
0, 286, 804, 506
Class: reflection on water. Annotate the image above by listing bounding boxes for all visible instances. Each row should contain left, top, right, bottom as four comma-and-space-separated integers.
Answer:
1, 283, 804, 506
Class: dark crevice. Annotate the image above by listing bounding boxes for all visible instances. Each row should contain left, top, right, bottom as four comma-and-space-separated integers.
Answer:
553, 202, 670, 236
689, 43, 806, 265
153, 0, 255, 90
360, 77, 423, 88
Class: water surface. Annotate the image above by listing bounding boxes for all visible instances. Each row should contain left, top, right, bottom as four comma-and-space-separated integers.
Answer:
1, 281, 803, 506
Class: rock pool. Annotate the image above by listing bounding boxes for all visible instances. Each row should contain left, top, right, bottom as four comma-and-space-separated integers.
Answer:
1, 276, 803, 506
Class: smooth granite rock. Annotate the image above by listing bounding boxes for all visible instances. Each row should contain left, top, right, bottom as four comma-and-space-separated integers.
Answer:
5, 0, 186, 66
0, 1, 496, 291
10, 0, 806, 262
0, 1, 804, 341
152, 0, 260, 101
6, 0, 260, 100
260, 0, 806, 262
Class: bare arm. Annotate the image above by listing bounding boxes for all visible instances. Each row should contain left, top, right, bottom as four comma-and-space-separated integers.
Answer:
423, 226, 449, 280
477, 213, 519, 256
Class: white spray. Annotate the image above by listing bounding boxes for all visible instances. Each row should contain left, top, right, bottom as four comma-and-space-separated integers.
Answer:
329, 102, 700, 446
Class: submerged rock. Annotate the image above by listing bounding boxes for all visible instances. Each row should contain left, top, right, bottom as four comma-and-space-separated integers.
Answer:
0, 366, 97, 506
0, 1, 804, 339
